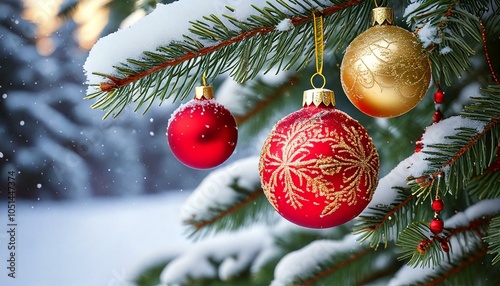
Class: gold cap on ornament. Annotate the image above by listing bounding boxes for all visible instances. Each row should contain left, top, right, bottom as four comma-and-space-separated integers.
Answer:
194, 86, 214, 99
303, 88, 335, 107
371, 7, 394, 26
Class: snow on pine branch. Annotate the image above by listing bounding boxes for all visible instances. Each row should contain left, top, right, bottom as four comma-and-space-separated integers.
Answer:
84, 0, 237, 93
83, 0, 341, 94
271, 234, 377, 285
366, 116, 485, 208
181, 156, 276, 237
403, 0, 482, 85
355, 116, 486, 244
159, 219, 338, 285
388, 199, 500, 286
160, 226, 270, 284
82, 0, 371, 118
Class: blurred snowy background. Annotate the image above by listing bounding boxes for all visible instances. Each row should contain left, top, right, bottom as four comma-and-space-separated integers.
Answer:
0, 1, 244, 285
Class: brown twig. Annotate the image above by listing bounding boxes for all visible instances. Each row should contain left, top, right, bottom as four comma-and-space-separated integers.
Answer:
479, 19, 500, 84
186, 189, 263, 231
99, 0, 365, 92
367, 195, 414, 232
233, 74, 298, 125
301, 248, 372, 286
424, 247, 488, 286
414, 116, 500, 183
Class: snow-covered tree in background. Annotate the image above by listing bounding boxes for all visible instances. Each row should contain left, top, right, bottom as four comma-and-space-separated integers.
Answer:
79, 0, 500, 285
0, 0, 208, 200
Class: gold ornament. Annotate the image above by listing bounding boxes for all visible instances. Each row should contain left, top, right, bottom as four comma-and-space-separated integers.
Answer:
340, 7, 431, 118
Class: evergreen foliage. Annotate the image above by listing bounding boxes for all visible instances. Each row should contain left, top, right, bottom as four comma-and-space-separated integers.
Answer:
85, 0, 373, 118
83, 0, 500, 284
485, 216, 500, 264
184, 181, 275, 240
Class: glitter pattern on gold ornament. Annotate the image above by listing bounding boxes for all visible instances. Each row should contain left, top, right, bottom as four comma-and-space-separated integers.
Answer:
340, 7, 431, 118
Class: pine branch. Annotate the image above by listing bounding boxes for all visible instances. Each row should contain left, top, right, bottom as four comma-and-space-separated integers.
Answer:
231, 73, 299, 126
484, 216, 500, 264
398, 222, 444, 268
468, 170, 500, 199
272, 235, 397, 286
422, 247, 489, 286
181, 157, 276, 239
84, 0, 373, 118
398, 215, 493, 269
353, 189, 433, 249
480, 19, 500, 84
252, 223, 350, 285
184, 189, 273, 239
388, 200, 500, 285
404, 0, 483, 86
408, 85, 500, 197
302, 248, 372, 285
355, 86, 500, 270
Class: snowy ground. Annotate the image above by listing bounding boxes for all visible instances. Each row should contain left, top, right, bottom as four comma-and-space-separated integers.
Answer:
0, 191, 191, 286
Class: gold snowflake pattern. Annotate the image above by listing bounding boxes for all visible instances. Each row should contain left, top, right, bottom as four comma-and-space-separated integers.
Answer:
317, 124, 379, 217
259, 110, 379, 218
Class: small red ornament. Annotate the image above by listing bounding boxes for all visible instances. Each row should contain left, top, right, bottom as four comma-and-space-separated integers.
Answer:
430, 217, 444, 234
433, 110, 443, 123
434, 90, 445, 104
431, 198, 444, 212
167, 86, 238, 169
259, 89, 380, 228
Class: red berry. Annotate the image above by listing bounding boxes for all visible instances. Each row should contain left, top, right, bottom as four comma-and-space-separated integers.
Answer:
434, 90, 445, 104
431, 198, 444, 212
417, 239, 431, 254
430, 218, 444, 234
433, 110, 443, 123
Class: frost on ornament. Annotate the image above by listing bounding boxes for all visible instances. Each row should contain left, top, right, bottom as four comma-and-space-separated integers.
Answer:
167, 86, 238, 169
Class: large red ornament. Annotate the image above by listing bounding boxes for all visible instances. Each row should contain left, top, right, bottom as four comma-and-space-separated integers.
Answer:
259, 89, 380, 228
167, 86, 238, 169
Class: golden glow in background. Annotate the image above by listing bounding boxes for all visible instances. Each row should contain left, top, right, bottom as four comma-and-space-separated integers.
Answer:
22, 0, 110, 54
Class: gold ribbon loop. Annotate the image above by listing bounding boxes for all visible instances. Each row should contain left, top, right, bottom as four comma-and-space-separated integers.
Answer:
313, 11, 324, 77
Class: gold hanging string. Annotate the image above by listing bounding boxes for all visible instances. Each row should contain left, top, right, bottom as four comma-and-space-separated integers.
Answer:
202, 72, 208, 86
195, 72, 214, 99
310, 10, 326, 89
435, 173, 441, 200
373, 0, 379, 7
